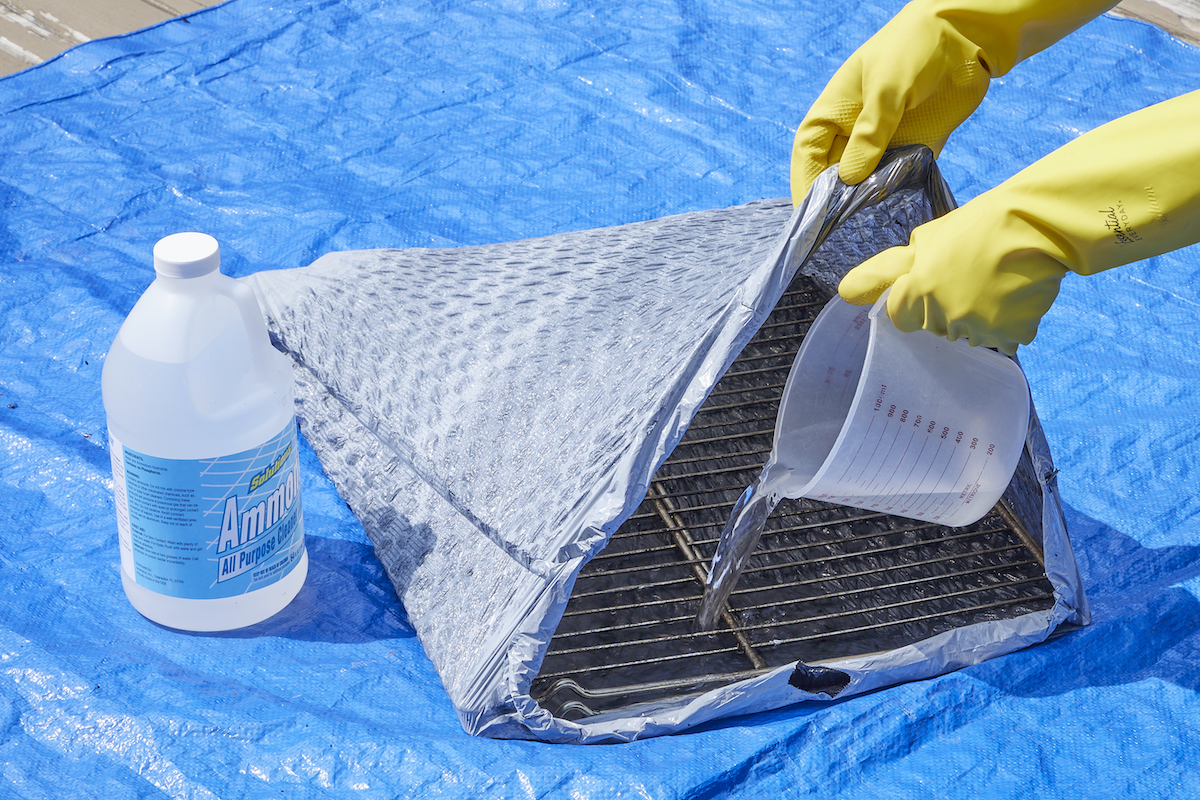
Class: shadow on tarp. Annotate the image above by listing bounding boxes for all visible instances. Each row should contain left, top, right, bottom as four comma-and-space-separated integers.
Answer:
3, 392, 414, 646
185, 534, 416, 644
686, 502, 1200, 739
262, 504, 1200, 709
971, 504, 1200, 698
980, 585, 1200, 697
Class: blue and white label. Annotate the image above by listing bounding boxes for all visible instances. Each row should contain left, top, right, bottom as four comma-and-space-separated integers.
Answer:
110, 420, 304, 599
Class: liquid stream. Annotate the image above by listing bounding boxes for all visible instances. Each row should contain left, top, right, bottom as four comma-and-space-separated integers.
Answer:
695, 465, 785, 631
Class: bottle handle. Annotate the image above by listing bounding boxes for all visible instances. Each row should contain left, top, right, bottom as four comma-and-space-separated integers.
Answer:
216, 278, 279, 380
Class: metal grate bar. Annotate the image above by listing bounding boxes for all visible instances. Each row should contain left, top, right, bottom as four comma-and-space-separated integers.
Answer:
622, 482, 760, 513
688, 397, 783, 415
654, 446, 773, 468
589, 541, 682, 561
575, 524, 1009, 581
684, 412, 780, 433
724, 352, 801, 370
538, 646, 746, 681
653, 461, 766, 482
620, 494, 846, 521
673, 428, 777, 448
537, 591, 1054, 680
565, 554, 1040, 621
565, 574, 696, 600
707, 381, 789, 400
706, 526, 1013, 578
768, 298, 827, 313
718, 363, 796, 381
531, 268, 1057, 720
734, 558, 1042, 614
537, 669, 770, 705
580, 520, 1012, 582
755, 318, 816, 334
611, 506, 1001, 555
647, 481, 767, 670
557, 559, 1041, 637
725, 547, 1035, 602
764, 591, 1056, 648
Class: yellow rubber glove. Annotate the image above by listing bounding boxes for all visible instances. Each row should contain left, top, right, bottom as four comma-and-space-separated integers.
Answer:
791, 0, 1119, 203
838, 89, 1200, 354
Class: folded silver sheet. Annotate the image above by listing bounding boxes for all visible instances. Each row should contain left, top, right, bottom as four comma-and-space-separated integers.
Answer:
243, 148, 1087, 743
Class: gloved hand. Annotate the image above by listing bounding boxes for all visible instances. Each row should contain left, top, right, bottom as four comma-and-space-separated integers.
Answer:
839, 89, 1200, 354
791, 0, 1119, 204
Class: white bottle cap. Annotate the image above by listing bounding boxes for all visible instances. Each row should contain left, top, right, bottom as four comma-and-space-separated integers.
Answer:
153, 232, 221, 278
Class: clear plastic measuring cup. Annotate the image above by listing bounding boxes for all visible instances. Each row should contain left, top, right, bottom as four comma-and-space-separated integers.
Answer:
695, 291, 1030, 630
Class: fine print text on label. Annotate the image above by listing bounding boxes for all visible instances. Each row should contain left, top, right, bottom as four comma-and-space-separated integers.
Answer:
111, 420, 304, 600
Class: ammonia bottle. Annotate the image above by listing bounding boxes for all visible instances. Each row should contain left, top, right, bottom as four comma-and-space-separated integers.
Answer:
102, 233, 307, 631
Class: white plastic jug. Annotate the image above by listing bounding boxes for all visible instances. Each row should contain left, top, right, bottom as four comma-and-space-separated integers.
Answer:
696, 291, 1029, 630
102, 233, 307, 631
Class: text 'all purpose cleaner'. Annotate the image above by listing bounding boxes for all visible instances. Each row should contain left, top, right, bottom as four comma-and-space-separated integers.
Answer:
102, 233, 307, 631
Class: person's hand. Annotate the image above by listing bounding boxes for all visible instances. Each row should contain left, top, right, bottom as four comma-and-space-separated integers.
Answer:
838, 89, 1200, 353
838, 199, 1067, 355
791, 1, 991, 203
791, 0, 1123, 204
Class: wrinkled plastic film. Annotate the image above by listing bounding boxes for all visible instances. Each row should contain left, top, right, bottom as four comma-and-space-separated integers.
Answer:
245, 147, 1086, 743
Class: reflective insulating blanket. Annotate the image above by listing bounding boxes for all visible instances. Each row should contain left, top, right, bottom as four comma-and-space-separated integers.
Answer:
2, 0, 1200, 795
242, 148, 1087, 743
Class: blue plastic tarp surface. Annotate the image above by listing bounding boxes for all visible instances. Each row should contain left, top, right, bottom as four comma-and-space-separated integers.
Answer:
2, 0, 1199, 796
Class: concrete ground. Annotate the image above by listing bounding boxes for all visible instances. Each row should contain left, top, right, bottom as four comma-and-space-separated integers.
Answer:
1110, 0, 1200, 43
1, 0, 1198, 78
0, 0, 220, 76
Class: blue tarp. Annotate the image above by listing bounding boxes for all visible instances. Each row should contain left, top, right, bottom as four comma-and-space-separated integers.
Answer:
2, 0, 1198, 795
